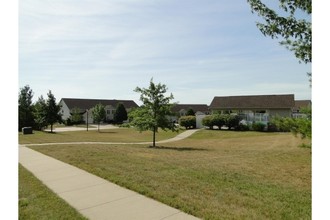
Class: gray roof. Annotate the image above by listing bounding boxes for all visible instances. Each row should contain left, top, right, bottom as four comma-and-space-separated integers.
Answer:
60, 98, 139, 110
210, 94, 295, 109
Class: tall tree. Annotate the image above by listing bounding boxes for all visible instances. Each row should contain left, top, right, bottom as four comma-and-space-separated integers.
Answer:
45, 91, 62, 133
18, 85, 35, 131
92, 103, 106, 132
33, 96, 47, 130
129, 79, 177, 147
113, 103, 128, 124
247, 0, 311, 64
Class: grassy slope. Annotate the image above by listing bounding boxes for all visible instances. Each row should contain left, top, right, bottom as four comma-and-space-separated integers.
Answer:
19, 165, 87, 220
21, 129, 311, 219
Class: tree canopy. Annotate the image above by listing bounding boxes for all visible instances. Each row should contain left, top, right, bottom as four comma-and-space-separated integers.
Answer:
114, 103, 128, 124
33, 96, 47, 130
92, 103, 106, 132
45, 91, 62, 133
129, 79, 177, 147
18, 85, 35, 131
247, 0, 311, 64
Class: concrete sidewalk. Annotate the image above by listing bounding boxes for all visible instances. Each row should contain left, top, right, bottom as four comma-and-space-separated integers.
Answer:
19, 146, 200, 220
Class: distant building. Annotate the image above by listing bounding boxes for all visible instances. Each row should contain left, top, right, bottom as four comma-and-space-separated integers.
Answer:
172, 104, 210, 117
209, 94, 295, 124
292, 100, 312, 118
59, 98, 139, 123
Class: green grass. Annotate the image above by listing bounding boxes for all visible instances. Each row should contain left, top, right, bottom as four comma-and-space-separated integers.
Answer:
21, 129, 311, 219
19, 164, 88, 220
19, 127, 183, 144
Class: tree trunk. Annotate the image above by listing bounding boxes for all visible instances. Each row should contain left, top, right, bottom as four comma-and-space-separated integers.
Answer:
50, 124, 53, 133
152, 126, 156, 147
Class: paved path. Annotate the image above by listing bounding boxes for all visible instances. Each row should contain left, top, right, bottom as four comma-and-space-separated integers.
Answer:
24, 129, 200, 147
44, 124, 119, 132
19, 129, 201, 220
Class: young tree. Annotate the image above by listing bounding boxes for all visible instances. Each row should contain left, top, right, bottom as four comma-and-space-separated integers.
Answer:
45, 90, 62, 133
33, 96, 47, 130
247, 0, 311, 64
129, 79, 177, 147
113, 103, 128, 124
18, 85, 35, 131
70, 107, 84, 125
92, 103, 106, 132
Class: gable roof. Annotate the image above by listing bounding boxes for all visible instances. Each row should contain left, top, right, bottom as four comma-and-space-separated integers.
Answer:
294, 100, 311, 108
60, 98, 139, 110
171, 104, 209, 113
293, 100, 311, 112
210, 94, 295, 109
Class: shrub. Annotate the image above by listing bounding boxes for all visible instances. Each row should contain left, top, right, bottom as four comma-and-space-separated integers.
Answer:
179, 116, 196, 129
252, 122, 266, 131
212, 114, 226, 130
267, 122, 278, 132
225, 115, 241, 130
236, 123, 250, 131
202, 115, 214, 129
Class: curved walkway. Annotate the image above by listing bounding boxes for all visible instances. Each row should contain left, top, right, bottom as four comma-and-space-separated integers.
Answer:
24, 129, 200, 147
19, 129, 201, 220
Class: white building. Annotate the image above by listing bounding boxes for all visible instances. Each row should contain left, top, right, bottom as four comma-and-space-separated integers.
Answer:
59, 98, 139, 123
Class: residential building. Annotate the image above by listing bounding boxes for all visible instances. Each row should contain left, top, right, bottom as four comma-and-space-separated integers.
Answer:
59, 98, 139, 123
172, 104, 210, 117
209, 94, 295, 124
292, 100, 312, 118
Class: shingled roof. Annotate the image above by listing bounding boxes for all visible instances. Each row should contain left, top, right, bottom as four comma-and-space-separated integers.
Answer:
210, 94, 295, 109
60, 98, 139, 110
293, 100, 311, 112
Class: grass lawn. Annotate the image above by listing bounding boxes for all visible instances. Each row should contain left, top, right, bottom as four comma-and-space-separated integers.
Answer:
19, 164, 88, 220
20, 129, 311, 219
19, 127, 183, 144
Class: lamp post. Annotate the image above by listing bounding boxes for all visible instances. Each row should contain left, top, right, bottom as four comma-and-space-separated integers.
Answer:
86, 109, 89, 131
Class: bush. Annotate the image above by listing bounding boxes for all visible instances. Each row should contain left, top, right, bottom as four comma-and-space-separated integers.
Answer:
225, 115, 241, 130
179, 116, 196, 129
252, 122, 266, 131
212, 114, 226, 130
267, 122, 278, 132
202, 115, 214, 129
236, 123, 250, 131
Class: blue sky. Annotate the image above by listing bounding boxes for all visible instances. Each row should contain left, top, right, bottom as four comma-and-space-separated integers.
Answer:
19, 0, 311, 105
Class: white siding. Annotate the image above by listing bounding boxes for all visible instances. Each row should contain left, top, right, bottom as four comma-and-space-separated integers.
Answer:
59, 100, 71, 120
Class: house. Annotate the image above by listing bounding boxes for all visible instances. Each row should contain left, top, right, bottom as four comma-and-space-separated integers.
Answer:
59, 98, 139, 123
209, 94, 295, 124
292, 100, 311, 118
172, 104, 210, 117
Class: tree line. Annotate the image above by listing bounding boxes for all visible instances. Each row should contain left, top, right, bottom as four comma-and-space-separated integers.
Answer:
18, 85, 62, 133
19, 85, 129, 133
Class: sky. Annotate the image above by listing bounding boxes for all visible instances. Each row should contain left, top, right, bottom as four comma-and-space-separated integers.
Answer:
18, 0, 312, 105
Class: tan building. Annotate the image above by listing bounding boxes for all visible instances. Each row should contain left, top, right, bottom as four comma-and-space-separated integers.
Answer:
209, 94, 295, 124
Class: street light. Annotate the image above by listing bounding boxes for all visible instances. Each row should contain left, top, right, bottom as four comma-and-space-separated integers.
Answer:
86, 109, 89, 131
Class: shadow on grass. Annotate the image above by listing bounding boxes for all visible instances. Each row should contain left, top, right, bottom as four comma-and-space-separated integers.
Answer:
98, 131, 118, 134
149, 145, 209, 151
